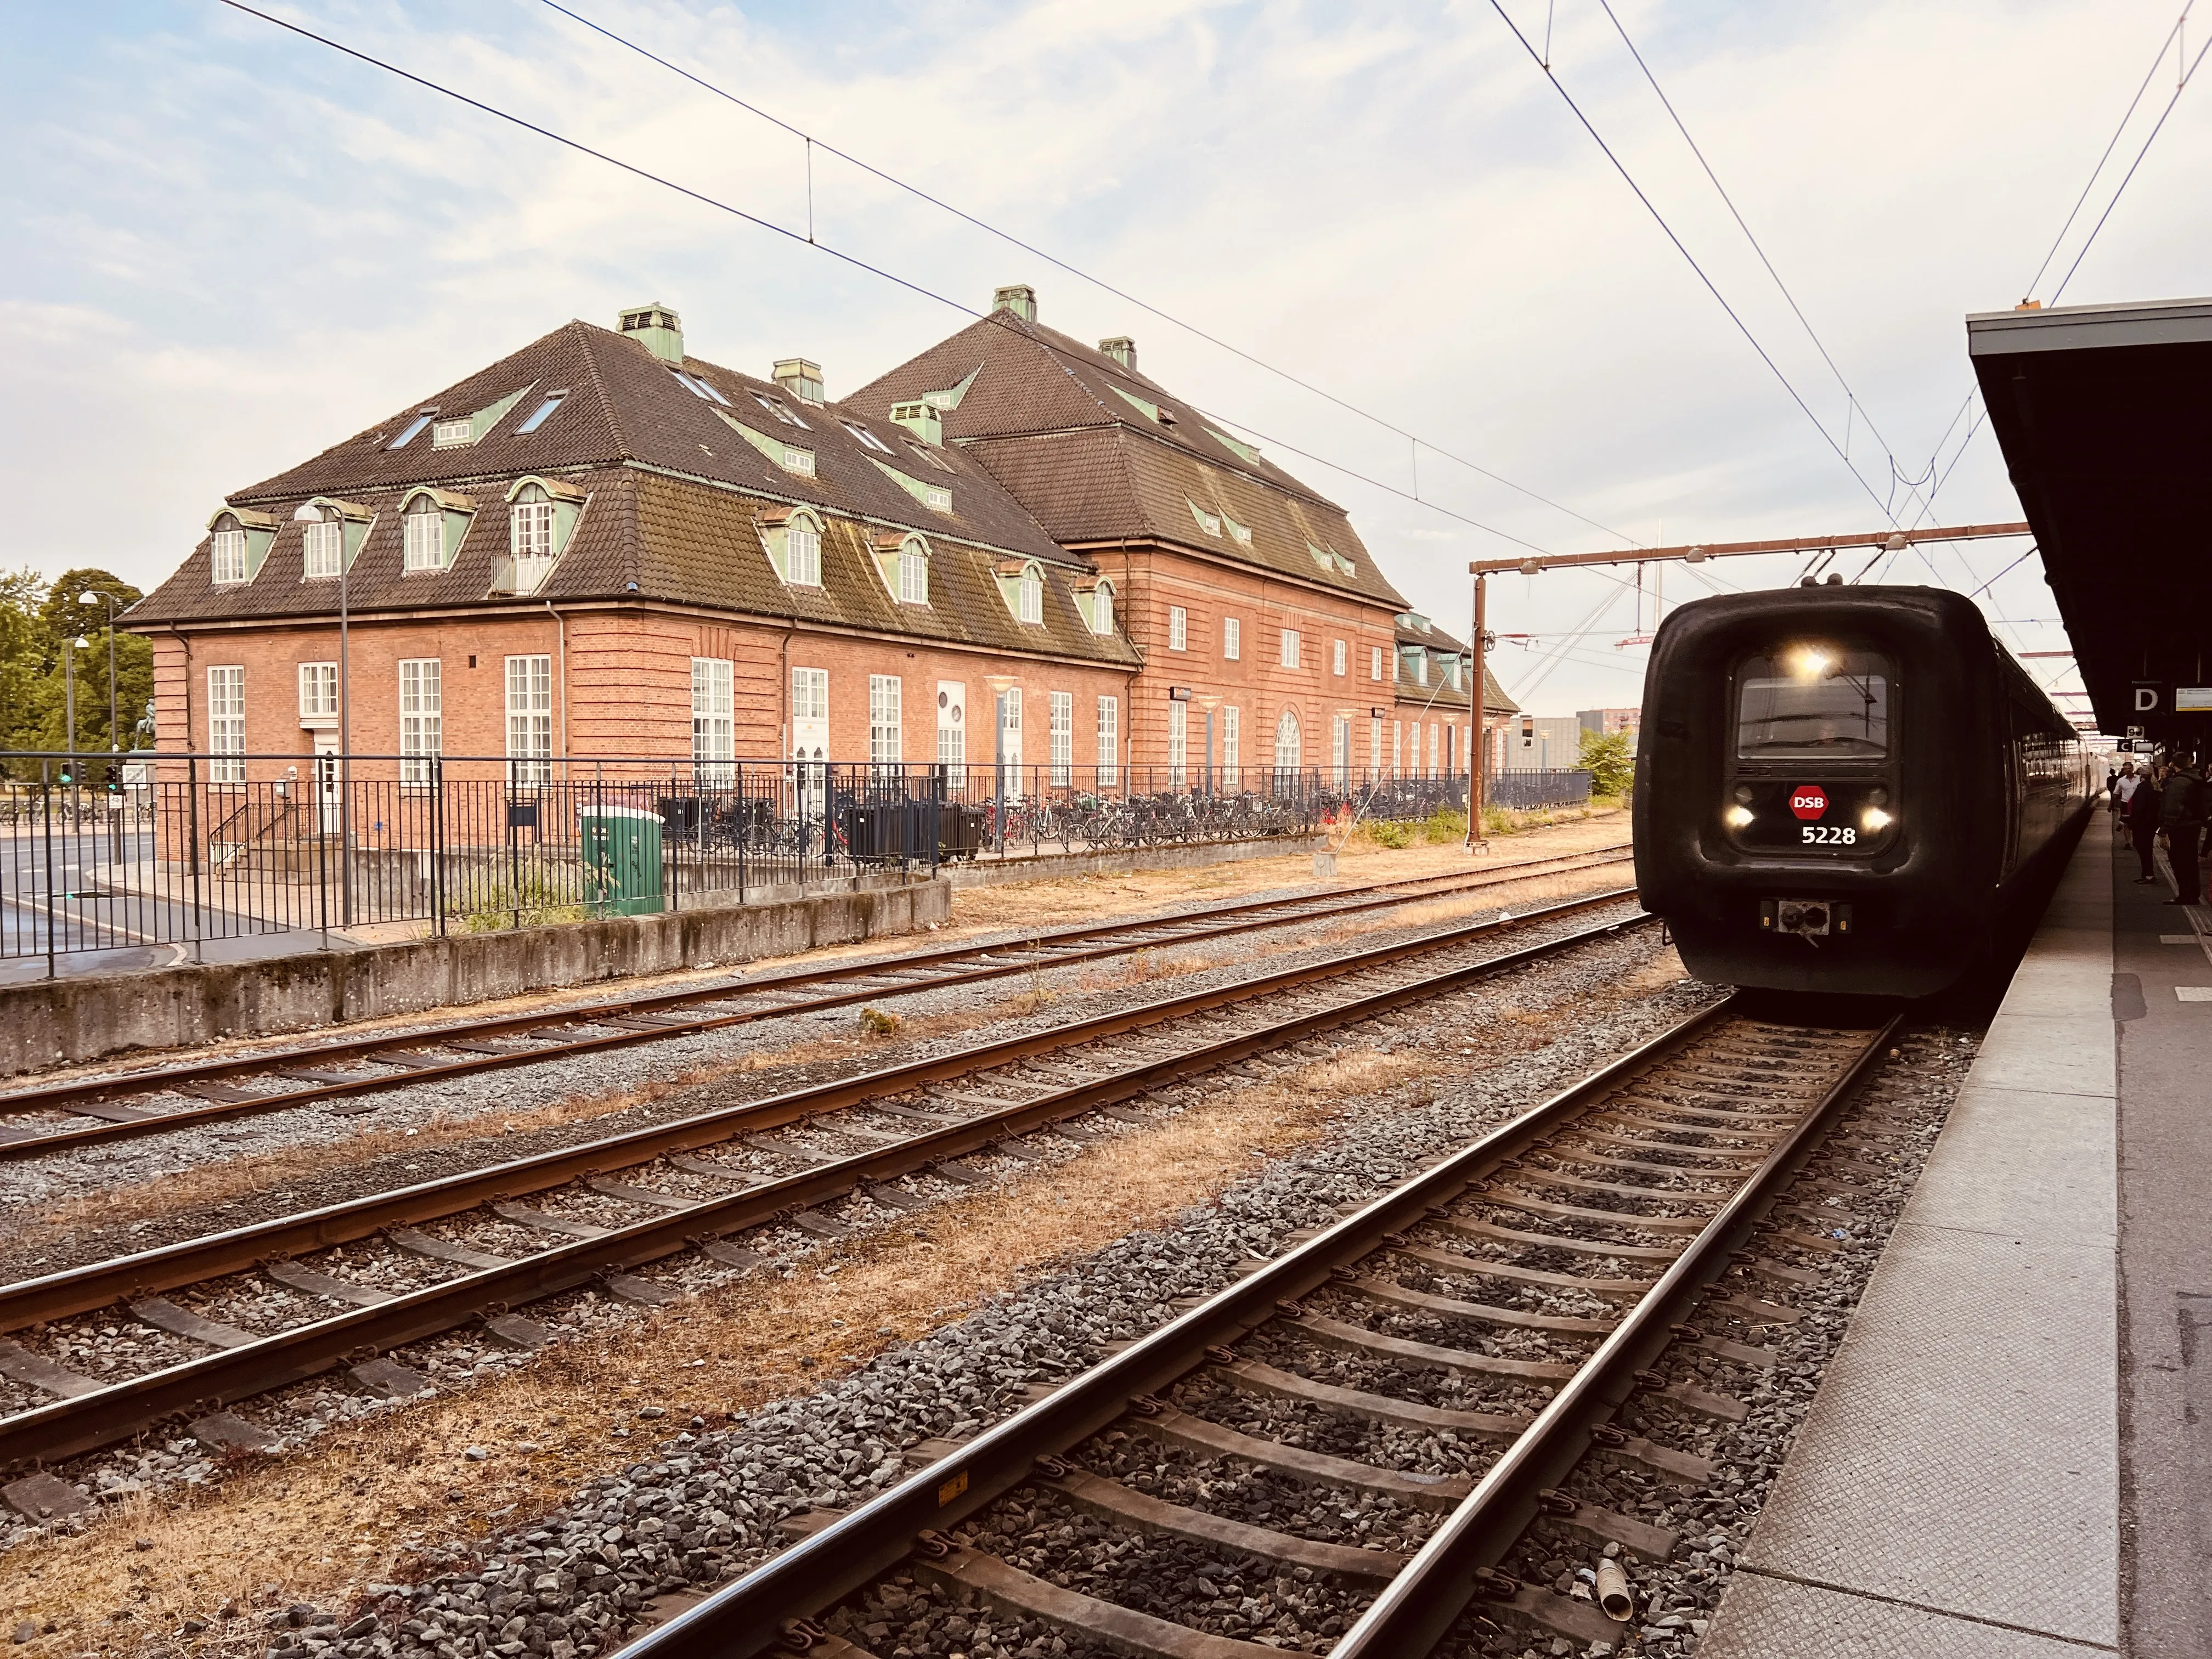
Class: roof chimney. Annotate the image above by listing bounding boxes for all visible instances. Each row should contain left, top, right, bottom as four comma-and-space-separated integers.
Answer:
992, 284, 1037, 324
617, 301, 684, 363
773, 358, 825, 405
1099, 336, 1135, 370
889, 400, 943, 445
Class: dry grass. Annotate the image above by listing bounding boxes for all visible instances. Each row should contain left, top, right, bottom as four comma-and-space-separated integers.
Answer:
1, 932, 1686, 1654
0, 1051, 1392, 1653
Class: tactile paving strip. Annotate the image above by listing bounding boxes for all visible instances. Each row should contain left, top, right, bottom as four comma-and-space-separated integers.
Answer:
1700, 1569, 2112, 1658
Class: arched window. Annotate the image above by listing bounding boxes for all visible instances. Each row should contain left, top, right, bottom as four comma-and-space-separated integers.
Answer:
403, 495, 446, 572
298, 504, 343, 580
787, 512, 823, 586
1092, 580, 1115, 636
210, 514, 250, 585
898, 538, 929, 605
1018, 562, 1044, 625
1274, 706, 1302, 770
511, 482, 557, 591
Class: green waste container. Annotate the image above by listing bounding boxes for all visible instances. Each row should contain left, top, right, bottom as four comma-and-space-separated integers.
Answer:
581, 804, 664, 916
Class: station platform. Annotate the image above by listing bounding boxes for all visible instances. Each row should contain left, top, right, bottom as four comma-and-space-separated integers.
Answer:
1699, 821, 2181, 1656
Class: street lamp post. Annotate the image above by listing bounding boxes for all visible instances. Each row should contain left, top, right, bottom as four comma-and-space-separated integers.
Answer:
76, 590, 120, 753
983, 674, 1018, 859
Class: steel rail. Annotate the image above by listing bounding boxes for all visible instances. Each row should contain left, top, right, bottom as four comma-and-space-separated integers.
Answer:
0, 845, 1633, 1159
0, 904, 1658, 1471
614, 1000, 1759, 1659
1, 885, 1639, 1334
1331, 1009, 1899, 1657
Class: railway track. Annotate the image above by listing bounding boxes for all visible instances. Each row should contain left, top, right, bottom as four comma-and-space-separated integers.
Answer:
615, 998, 1898, 1659
0, 844, 1631, 1159
0, 885, 1653, 1479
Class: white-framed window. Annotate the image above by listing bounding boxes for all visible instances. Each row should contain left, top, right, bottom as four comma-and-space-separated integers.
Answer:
1017, 564, 1044, 625
869, 674, 902, 766
1096, 695, 1120, 787
1167, 700, 1188, 789
1333, 639, 1347, 676
1000, 685, 1024, 770
792, 665, 828, 723
787, 520, 822, 586
1429, 723, 1441, 776
782, 446, 816, 476
1333, 715, 1350, 787
1392, 722, 1404, 775
511, 483, 558, 592
211, 519, 249, 586
1273, 707, 1302, 773
937, 681, 966, 780
1049, 690, 1073, 785
297, 662, 338, 723
1370, 715, 1383, 769
302, 518, 343, 580
399, 658, 442, 785
403, 499, 445, 572
207, 666, 245, 781
1370, 645, 1384, 681
1223, 704, 1241, 792
432, 417, 473, 449
1414, 650, 1429, 687
1092, 581, 1115, 636
1223, 618, 1241, 661
1280, 629, 1300, 669
691, 657, 734, 771
898, 542, 929, 605
1168, 606, 1188, 652
506, 654, 554, 783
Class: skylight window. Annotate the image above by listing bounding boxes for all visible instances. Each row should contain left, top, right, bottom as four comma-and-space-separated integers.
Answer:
515, 391, 567, 434
671, 369, 716, 402
754, 393, 807, 428
388, 413, 434, 450
842, 420, 894, 454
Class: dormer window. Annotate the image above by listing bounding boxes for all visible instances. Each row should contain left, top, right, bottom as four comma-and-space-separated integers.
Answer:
511, 484, 556, 591
432, 417, 474, 449
211, 516, 250, 585
1018, 563, 1043, 625
1092, 579, 1115, 636
898, 540, 929, 605
301, 511, 343, 579
399, 488, 474, 572
1187, 499, 1223, 537
760, 507, 825, 588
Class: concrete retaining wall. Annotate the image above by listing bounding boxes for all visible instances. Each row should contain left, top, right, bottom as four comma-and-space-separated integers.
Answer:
943, 833, 1328, 890
0, 876, 949, 1076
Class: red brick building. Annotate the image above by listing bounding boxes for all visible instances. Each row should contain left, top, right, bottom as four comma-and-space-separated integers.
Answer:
129, 290, 1511, 784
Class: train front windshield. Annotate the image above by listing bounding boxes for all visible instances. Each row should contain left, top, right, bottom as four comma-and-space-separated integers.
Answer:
1735, 650, 1891, 759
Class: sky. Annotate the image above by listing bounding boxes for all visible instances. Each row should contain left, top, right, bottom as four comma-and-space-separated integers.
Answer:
5, 0, 2207, 721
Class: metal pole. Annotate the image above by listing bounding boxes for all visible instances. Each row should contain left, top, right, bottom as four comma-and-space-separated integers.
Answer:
41, 761, 54, 980
1466, 573, 1488, 854
105, 605, 117, 754
338, 544, 353, 929
63, 644, 75, 761
994, 695, 1006, 859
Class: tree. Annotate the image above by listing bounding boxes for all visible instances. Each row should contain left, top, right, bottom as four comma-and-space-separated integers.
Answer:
0, 568, 151, 778
1578, 727, 1635, 799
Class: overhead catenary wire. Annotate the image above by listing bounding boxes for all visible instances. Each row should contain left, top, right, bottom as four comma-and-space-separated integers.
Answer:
216, 0, 1564, 561
2025, 2, 2197, 301
1483, 0, 1903, 530
1594, 0, 1938, 528
538, 0, 1646, 550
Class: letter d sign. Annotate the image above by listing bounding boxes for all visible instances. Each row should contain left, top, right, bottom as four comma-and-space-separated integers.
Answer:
2134, 684, 2164, 713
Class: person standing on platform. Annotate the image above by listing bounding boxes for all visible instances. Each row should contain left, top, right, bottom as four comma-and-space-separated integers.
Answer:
2113, 761, 2140, 836
2159, 757, 2206, 906
2129, 763, 2164, 884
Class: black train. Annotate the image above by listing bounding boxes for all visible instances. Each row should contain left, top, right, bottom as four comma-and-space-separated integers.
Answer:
1632, 585, 2095, 996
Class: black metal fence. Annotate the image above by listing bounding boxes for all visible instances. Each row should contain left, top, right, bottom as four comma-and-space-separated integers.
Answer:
1487, 768, 1595, 810
0, 753, 1512, 973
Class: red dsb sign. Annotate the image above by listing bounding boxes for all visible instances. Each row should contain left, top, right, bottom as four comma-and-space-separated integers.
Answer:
1790, 785, 1829, 821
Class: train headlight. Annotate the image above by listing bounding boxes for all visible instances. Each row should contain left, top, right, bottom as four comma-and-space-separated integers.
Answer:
1863, 807, 1893, 831
1725, 804, 1755, 828
1789, 646, 1833, 680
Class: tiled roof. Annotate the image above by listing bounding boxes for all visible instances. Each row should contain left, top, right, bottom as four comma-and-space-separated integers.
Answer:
848, 312, 1413, 612
131, 466, 1140, 669
222, 318, 1077, 568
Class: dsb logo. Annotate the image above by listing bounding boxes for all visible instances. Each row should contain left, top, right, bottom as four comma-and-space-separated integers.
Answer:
1790, 786, 1828, 821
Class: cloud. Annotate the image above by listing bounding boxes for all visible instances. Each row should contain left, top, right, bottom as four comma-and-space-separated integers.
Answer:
2, 0, 2196, 711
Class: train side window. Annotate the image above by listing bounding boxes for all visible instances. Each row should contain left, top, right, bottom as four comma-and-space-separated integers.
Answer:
1736, 649, 1891, 758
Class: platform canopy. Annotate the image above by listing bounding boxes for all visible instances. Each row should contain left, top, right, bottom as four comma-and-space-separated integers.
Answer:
1969, 296, 2212, 738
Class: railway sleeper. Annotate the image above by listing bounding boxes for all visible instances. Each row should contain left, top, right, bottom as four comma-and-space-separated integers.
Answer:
1132, 1405, 1474, 1510
913, 1544, 1284, 1659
